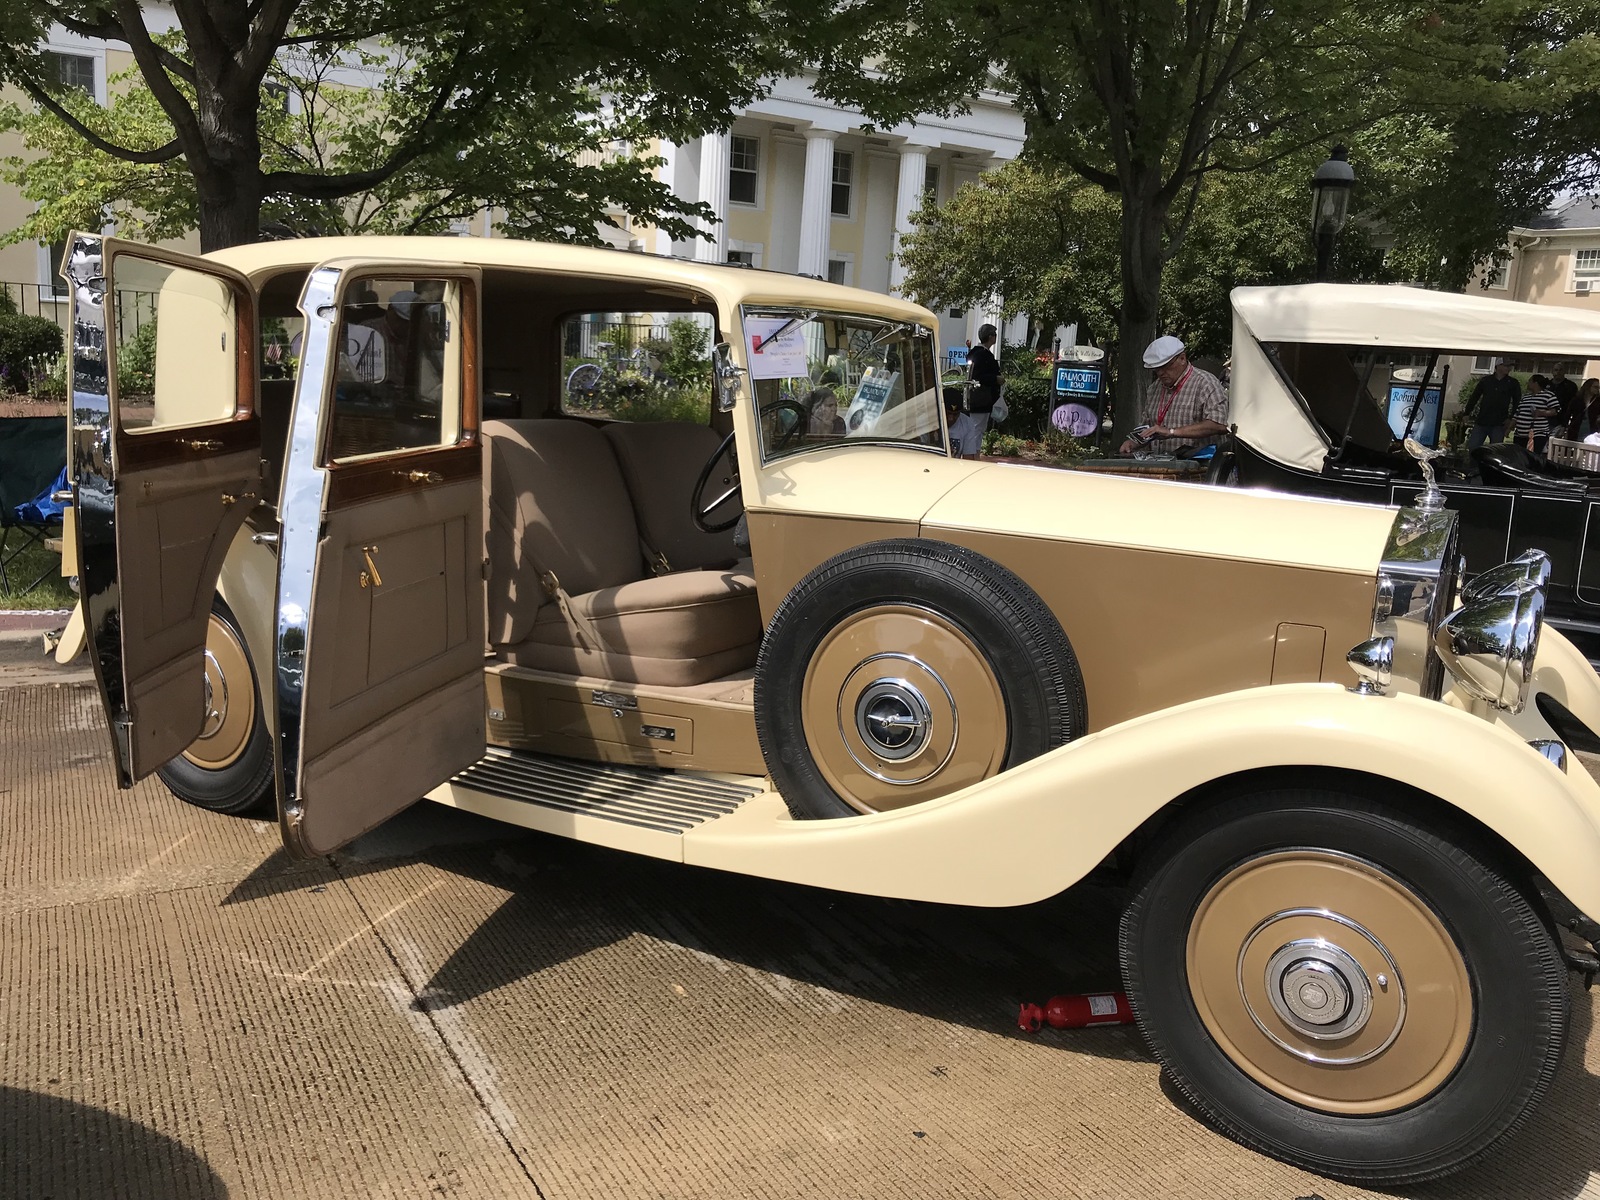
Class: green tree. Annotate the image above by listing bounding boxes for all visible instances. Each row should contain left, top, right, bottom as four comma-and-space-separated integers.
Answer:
816, 0, 1600, 435
0, 0, 802, 251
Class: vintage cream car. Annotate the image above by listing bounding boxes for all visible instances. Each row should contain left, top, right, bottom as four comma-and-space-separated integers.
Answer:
57, 231, 1600, 1185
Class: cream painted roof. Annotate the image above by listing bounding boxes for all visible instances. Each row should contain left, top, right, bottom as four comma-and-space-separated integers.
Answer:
1233, 282, 1600, 357
206, 235, 939, 327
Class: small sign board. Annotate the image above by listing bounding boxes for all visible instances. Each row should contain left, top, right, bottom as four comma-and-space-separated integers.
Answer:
1385, 383, 1443, 447
1055, 365, 1102, 397
745, 317, 810, 379
844, 368, 899, 434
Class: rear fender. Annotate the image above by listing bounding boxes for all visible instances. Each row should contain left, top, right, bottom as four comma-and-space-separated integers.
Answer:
685, 683, 1600, 916
215, 523, 279, 739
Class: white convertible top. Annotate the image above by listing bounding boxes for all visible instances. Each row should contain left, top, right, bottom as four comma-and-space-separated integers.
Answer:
1232, 283, 1600, 358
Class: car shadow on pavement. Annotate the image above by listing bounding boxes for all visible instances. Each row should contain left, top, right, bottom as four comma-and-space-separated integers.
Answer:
0, 1085, 229, 1199
221, 805, 1150, 1066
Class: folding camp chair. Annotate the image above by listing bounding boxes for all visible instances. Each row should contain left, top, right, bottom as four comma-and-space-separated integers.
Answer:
0, 416, 68, 596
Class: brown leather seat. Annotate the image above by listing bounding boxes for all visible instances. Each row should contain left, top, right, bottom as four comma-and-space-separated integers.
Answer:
483, 419, 761, 685
602, 421, 740, 572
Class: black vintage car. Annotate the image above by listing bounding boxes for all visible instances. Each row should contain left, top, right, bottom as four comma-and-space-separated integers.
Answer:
1210, 282, 1600, 664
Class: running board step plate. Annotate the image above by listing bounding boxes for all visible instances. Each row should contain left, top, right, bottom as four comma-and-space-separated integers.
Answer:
449, 748, 762, 835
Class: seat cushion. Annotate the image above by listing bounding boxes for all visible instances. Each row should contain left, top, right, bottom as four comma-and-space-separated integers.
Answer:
483, 419, 644, 646
602, 421, 741, 571
499, 567, 762, 686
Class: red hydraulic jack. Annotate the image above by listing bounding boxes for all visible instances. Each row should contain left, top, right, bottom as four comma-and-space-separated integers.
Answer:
1019, 992, 1135, 1031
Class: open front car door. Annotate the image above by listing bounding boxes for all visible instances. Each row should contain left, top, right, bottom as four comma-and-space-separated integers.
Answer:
275, 261, 486, 857
68, 233, 262, 785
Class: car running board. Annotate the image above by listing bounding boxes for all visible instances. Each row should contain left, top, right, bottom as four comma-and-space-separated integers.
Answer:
431, 747, 767, 861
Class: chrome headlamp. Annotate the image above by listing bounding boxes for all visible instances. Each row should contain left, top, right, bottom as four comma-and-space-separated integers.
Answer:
1434, 575, 1545, 713
1462, 548, 1551, 606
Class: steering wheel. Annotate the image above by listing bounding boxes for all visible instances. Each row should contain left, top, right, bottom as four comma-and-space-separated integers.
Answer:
693, 432, 743, 533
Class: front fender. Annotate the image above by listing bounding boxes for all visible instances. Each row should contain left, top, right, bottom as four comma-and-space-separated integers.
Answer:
685, 683, 1600, 916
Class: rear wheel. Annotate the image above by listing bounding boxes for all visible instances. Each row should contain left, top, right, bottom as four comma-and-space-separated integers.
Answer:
1120, 788, 1568, 1185
156, 599, 274, 816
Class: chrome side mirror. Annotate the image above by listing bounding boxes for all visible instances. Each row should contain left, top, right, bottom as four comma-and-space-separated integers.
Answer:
712, 342, 744, 413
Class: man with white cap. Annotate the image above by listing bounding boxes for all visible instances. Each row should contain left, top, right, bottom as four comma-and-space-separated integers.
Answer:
1119, 334, 1228, 456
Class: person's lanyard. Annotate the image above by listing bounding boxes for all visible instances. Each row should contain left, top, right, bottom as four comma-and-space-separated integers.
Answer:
1155, 365, 1192, 427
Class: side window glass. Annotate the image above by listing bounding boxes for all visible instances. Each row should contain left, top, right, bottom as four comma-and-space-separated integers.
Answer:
325, 278, 461, 461
261, 315, 303, 382
109, 254, 239, 433
559, 310, 713, 424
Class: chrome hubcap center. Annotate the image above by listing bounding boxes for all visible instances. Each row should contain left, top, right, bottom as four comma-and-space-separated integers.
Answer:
1262, 937, 1374, 1042
198, 648, 227, 739
855, 679, 931, 761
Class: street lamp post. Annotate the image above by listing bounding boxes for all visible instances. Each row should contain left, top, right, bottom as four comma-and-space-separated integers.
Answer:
1311, 145, 1356, 282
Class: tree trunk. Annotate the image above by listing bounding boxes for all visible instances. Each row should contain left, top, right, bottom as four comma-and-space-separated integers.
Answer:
191, 81, 266, 252
1112, 193, 1169, 441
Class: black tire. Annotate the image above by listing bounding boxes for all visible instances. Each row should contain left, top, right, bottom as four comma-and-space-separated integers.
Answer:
1120, 787, 1568, 1185
754, 538, 1086, 819
155, 598, 274, 817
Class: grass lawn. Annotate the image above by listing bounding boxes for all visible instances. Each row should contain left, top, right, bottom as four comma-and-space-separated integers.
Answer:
0, 537, 76, 610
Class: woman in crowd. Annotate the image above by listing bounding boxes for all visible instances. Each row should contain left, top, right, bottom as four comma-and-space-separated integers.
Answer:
1566, 377, 1600, 440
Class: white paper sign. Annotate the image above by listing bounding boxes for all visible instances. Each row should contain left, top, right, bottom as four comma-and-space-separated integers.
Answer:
745, 317, 810, 379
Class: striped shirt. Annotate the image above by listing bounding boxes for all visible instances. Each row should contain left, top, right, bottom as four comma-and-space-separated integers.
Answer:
1141, 365, 1229, 453
1512, 389, 1561, 442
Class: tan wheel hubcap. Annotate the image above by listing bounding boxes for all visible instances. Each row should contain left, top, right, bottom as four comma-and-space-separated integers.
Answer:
1186, 849, 1472, 1114
182, 613, 255, 771
800, 604, 1006, 813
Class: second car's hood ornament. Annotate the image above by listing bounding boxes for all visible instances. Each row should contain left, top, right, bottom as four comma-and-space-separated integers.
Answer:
1404, 437, 1447, 513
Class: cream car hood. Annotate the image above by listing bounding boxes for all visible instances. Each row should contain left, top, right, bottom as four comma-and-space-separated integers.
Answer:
920, 462, 1397, 575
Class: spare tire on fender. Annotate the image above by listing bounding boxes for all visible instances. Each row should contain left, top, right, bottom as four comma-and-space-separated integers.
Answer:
754, 538, 1087, 820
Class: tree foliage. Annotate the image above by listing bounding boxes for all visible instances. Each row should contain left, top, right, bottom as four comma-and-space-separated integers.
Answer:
0, 0, 803, 250
816, 0, 1600, 433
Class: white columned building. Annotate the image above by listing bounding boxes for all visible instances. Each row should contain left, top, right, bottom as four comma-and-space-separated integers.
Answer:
797, 129, 838, 280
889, 143, 930, 295
662, 72, 1027, 354
693, 130, 731, 264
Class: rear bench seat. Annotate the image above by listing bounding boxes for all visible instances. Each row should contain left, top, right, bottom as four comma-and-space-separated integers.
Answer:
482, 419, 762, 686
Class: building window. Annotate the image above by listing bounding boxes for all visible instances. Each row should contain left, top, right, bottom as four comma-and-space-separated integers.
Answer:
1484, 255, 1510, 290
826, 259, 849, 286
1575, 248, 1600, 293
831, 151, 853, 217
728, 250, 754, 266
729, 135, 760, 206
45, 51, 95, 97
1470, 356, 1496, 374
923, 163, 940, 203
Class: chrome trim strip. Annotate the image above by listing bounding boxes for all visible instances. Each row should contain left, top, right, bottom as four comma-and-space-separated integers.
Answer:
64, 232, 132, 783
274, 265, 343, 849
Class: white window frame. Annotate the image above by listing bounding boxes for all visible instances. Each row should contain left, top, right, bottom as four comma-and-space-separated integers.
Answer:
727, 239, 764, 269
826, 252, 855, 287
1470, 356, 1496, 375
1483, 254, 1510, 290
729, 133, 762, 209
1573, 248, 1600, 294
923, 162, 941, 204
830, 150, 854, 219
36, 40, 107, 300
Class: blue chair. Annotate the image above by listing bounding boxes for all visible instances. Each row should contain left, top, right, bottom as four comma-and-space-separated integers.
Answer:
0, 417, 67, 595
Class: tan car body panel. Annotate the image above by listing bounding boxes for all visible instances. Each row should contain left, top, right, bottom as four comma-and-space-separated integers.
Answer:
672, 671, 1600, 917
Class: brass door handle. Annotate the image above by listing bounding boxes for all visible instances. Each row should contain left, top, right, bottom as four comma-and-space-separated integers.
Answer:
359, 544, 383, 589
185, 438, 223, 451
398, 469, 444, 484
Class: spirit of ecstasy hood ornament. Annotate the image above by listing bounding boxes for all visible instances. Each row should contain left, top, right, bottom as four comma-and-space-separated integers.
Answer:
1404, 437, 1447, 513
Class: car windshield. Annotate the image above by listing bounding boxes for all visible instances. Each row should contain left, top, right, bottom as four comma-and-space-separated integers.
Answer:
741, 307, 942, 462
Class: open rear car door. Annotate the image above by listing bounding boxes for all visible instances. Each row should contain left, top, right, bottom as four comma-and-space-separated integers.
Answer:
67, 233, 262, 785
275, 261, 486, 857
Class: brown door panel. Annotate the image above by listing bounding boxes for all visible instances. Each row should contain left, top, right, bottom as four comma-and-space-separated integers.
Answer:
116, 447, 260, 777
303, 476, 483, 758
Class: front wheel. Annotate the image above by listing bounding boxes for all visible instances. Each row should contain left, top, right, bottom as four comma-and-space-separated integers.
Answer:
1120, 788, 1568, 1185
156, 599, 274, 816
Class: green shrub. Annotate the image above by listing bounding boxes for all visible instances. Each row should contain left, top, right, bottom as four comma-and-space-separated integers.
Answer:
0, 313, 64, 393
609, 384, 711, 426
995, 343, 1053, 435
117, 319, 158, 396
645, 317, 712, 389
